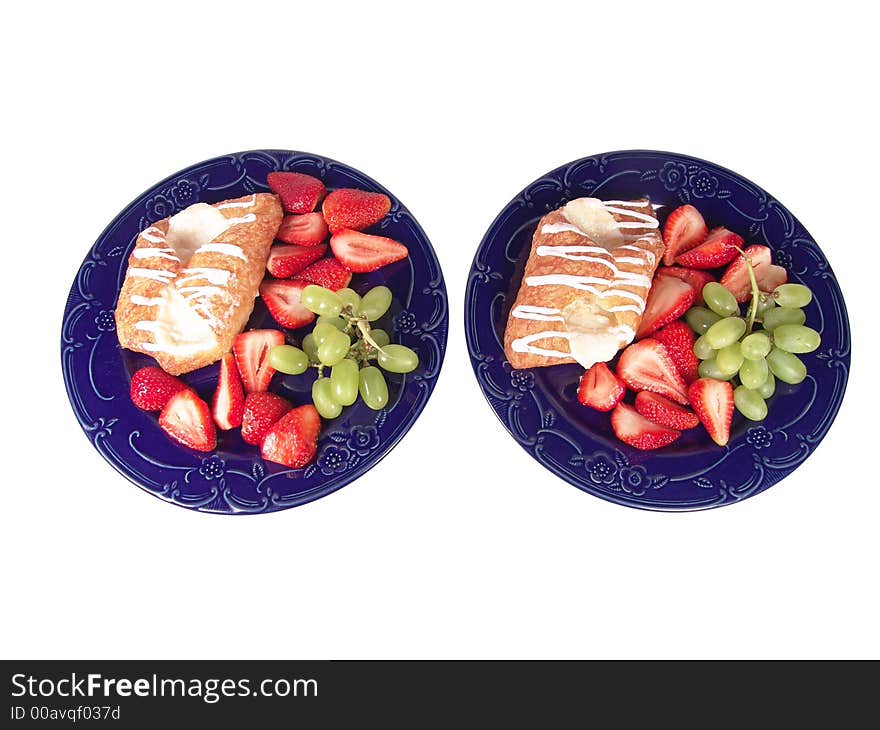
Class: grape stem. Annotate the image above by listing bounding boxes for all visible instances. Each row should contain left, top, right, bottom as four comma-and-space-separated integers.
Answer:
355, 319, 386, 355
734, 246, 761, 333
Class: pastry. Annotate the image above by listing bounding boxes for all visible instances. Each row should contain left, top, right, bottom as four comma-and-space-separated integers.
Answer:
115, 193, 283, 375
503, 197, 665, 370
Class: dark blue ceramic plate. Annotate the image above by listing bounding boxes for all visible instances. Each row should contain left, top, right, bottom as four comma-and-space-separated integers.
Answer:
62, 150, 447, 514
465, 150, 850, 511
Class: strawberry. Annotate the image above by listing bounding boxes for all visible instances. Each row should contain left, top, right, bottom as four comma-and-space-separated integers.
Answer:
675, 227, 743, 269
653, 321, 700, 383
276, 213, 329, 247
159, 390, 217, 452
719, 245, 772, 302
240, 392, 292, 446
267, 172, 326, 214
636, 275, 696, 339
655, 267, 715, 305
130, 367, 188, 411
294, 257, 353, 291
259, 279, 316, 330
233, 330, 285, 393
662, 205, 708, 266
322, 189, 391, 233
330, 229, 409, 273
266, 243, 327, 278
634, 391, 699, 430
688, 378, 734, 447
610, 402, 681, 451
211, 353, 245, 430
261, 404, 322, 468
577, 362, 625, 412
757, 264, 787, 293
617, 338, 690, 405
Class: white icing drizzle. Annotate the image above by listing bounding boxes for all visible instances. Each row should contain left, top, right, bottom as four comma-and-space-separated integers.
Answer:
128, 267, 176, 283
130, 295, 163, 307
225, 213, 256, 226
540, 222, 590, 237
216, 194, 257, 210
195, 242, 247, 261
511, 326, 635, 360
178, 267, 232, 286
511, 305, 564, 322
132, 247, 180, 262
602, 205, 660, 229
524, 275, 649, 304
140, 227, 166, 244
179, 285, 226, 299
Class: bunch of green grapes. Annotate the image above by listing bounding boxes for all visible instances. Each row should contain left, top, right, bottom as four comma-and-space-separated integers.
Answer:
685, 282, 820, 421
266, 285, 419, 419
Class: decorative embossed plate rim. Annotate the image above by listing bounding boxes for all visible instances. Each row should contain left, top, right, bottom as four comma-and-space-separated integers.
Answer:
465, 150, 850, 511
62, 150, 448, 514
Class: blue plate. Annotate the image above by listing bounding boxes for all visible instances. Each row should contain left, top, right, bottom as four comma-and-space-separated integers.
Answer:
62, 150, 448, 514
465, 150, 850, 511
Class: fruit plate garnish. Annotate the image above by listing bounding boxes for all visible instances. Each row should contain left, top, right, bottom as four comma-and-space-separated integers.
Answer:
62, 150, 448, 514
465, 150, 850, 511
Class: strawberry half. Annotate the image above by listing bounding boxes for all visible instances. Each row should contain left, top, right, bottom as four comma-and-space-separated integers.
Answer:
577, 362, 625, 412
241, 392, 292, 446
757, 264, 787, 293
636, 275, 696, 339
259, 279, 316, 330
212, 353, 245, 430
233, 330, 284, 393
322, 189, 391, 233
266, 243, 327, 278
330, 229, 409, 273
675, 227, 743, 269
294, 257, 353, 291
688, 378, 734, 446
662, 204, 708, 266
261, 404, 322, 468
130, 367, 188, 411
267, 172, 326, 214
719, 245, 772, 302
611, 402, 681, 451
617, 339, 690, 405
276, 213, 329, 247
655, 267, 715, 306
635, 391, 699, 430
159, 390, 217, 452
653, 321, 700, 383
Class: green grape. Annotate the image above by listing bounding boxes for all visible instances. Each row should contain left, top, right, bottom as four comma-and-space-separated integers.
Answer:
377, 344, 419, 374
755, 294, 777, 318
369, 328, 391, 348
698, 358, 735, 381
312, 321, 341, 346
693, 334, 716, 360
301, 333, 318, 362
767, 347, 807, 385
330, 359, 359, 406
716, 343, 745, 376
358, 366, 389, 410
301, 285, 343, 317
740, 332, 772, 360
337, 288, 361, 312
317, 329, 351, 366
756, 371, 776, 399
359, 286, 393, 321
705, 317, 747, 350
703, 282, 739, 317
734, 385, 768, 421
772, 324, 821, 354
267, 345, 309, 375
316, 315, 349, 332
762, 306, 806, 331
312, 377, 342, 419
773, 283, 813, 308
740, 356, 769, 390
685, 306, 722, 334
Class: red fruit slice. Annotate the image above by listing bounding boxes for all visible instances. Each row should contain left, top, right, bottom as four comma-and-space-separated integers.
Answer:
656, 267, 715, 306
276, 213, 329, 247
261, 404, 322, 468
212, 353, 245, 430
688, 378, 734, 446
576, 362, 626, 412
634, 391, 699, 430
294, 257, 353, 291
636, 275, 696, 339
322, 189, 391, 233
267, 172, 326, 214
159, 390, 217, 452
266, 243, 327, 278
719, 245, 772, 303
675, 227, 743, 269
240, 392, 292, 446
130, 367, 188, 412
662, 204, 708, 266
610, 402, 681, 451
232, 330, 285, 393
260, 279, 316, 330
653, 321, 700, 383
757, 264, 787, 293
330, 229, 409, 273
617, 338, 690, 405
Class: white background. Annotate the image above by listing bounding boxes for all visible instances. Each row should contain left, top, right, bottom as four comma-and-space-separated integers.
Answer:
2, 0, 877, 659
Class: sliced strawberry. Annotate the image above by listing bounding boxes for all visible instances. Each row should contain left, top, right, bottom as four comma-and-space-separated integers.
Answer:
757, 264, 787, 293
276, 213, 329, 247
130, 367, 188, 411
688, 378, 734, 447
656, 267, 715, 305
259, 279, 316, 330
653, 321, 700, 383
240, 392, 292, 446
266, 243, 327, 278
662, 205, 708, 265
267, 172, 326, 214
611, 402, 681, 451
232, 330, 284, 393
719, 245, 772, 302
617, 339, 690, 405
577, 362, 625, 412
158, 390, 217, 452
635, 391, 699, 430
322, 189, 391, 233
261, 404, 322, 468
211, 353, 245, 430
294, 257, 353, 291
675, 227, 743, 269
330, 229, 409, 273
636, 275, 696, 339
